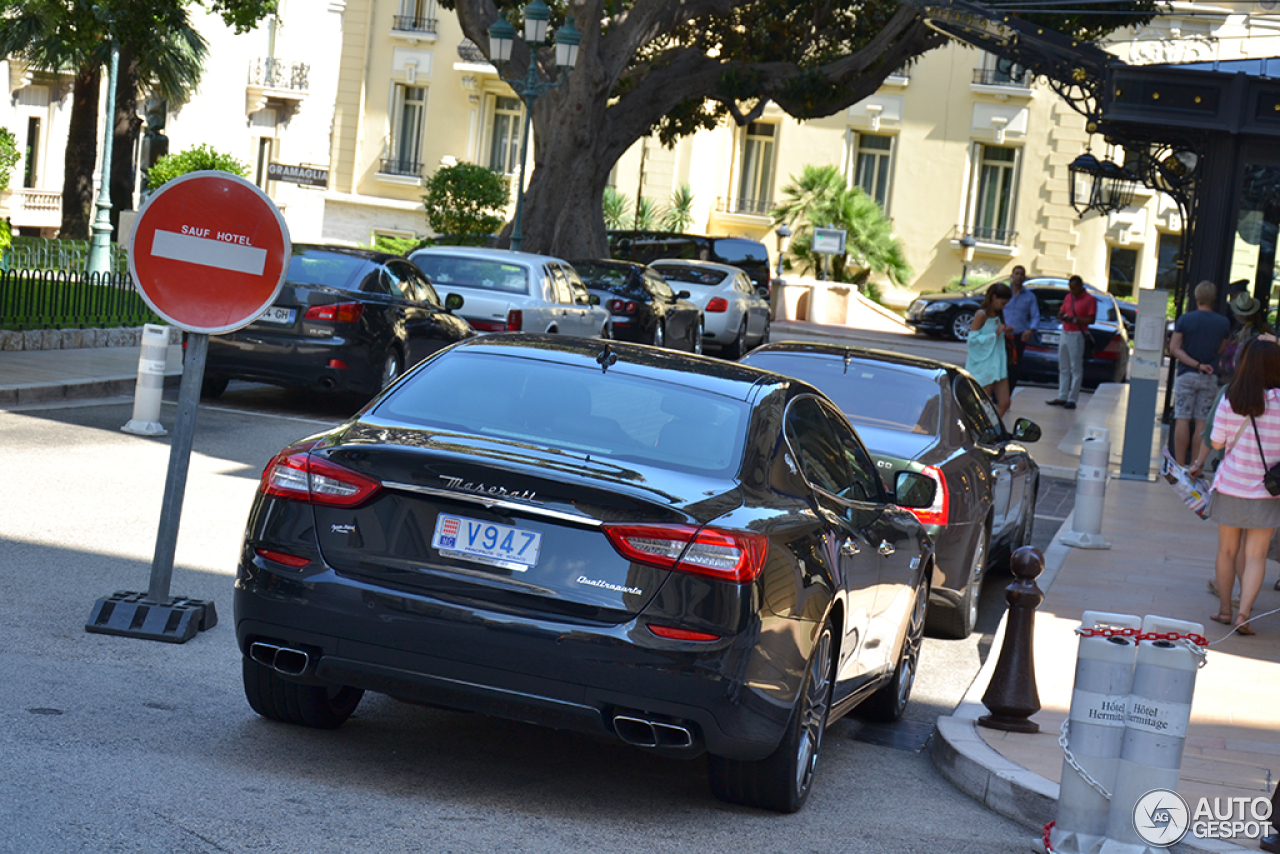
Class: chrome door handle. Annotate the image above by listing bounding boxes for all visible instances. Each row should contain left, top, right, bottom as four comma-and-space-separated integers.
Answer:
841, 538, 860, 556
878, 540, 895, 556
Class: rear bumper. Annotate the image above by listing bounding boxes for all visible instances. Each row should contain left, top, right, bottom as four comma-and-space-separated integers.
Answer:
234, 561, 802, 760
206, 334, 381, 394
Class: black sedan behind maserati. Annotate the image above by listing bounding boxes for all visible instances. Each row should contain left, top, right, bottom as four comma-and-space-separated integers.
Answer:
571, 259, 703, 351
741, 343, 1041, 639
235, 335, 936, 812
203, 245, 474, 398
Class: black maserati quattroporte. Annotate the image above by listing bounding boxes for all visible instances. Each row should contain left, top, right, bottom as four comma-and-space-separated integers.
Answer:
234, 334, 936, 812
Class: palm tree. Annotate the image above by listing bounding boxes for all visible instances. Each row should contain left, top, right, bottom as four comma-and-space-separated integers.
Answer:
603, 186, 631, 230
661, 184, 696, 232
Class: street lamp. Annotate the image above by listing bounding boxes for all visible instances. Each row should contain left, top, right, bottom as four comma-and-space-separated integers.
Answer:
959, 233, 977, 288
488, 2, 581, 252
773, 223, 791, 283
86, 40, 120, 276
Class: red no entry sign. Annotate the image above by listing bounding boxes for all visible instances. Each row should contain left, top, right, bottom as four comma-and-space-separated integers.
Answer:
129, 170, 292, 334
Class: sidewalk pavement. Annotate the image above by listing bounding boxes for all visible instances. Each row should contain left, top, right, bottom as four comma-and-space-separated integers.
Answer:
1, 330, 1275, 853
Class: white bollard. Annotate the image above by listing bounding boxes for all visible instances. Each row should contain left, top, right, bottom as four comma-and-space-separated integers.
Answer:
1051, 611, 1142, 854
121, 324, 170, 437
1061, 426, 1111, 549
1099, 615, 1206, 854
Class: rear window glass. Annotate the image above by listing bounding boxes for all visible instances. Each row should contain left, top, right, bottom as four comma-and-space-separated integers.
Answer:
372, 352, 749, 476
573, 263, 639, 294
651, 264, 728, 286
743, 353, 942, 435
712, 238, 768, 265
288, 251, 380, 292
412, 255, 529, 295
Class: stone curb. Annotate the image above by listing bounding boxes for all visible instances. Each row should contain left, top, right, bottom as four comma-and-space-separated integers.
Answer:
0, 326, 182, 352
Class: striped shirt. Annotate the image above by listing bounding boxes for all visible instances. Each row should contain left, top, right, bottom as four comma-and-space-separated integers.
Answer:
1211, 388, 1280, 499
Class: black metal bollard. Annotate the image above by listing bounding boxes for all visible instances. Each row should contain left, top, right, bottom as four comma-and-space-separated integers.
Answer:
979, 546, 1045, 733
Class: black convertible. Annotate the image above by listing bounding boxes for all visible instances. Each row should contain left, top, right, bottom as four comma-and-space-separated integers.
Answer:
234, 335, 936, 812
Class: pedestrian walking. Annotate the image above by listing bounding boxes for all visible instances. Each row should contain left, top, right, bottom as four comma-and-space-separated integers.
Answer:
1217, 291, 1274, 388
1189, 338, 1280, 636
1002, 265, 1040, 392
1169, 280, 1232, 466
965, 280, 1013, 417
1046, 275, 1096, 410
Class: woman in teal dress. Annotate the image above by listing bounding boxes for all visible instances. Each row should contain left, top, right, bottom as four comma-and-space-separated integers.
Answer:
965, 281, 1013, 417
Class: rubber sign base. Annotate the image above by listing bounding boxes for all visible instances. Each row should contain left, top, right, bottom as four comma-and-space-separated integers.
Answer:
85, 591, 218, 644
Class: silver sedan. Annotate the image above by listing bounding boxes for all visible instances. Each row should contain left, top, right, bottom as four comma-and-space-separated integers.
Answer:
649, 259, 770, 358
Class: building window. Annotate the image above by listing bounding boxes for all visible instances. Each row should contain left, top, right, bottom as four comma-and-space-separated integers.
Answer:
254, 137, 274, 189
23, 116, 40, 189
384, 84, 427, 177
487, 96, 524, 175
850, 133, 893, 212
733, 122, 776, 215
1108, 246, 1138, 300
1155, 232, 1182, 291
394, 0, 437, 33
968, 144, 1019, 244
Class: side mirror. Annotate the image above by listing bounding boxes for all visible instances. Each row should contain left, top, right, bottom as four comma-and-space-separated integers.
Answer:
677, 290, 691, 300
895, 470, 937, 510
756, 286, 770, 299
1012, 417, 1041, 443
444, 292, 464, 312
587, 293, 601, 306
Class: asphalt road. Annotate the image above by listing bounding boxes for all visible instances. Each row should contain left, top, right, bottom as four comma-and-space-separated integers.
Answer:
0, 366, 1068, 852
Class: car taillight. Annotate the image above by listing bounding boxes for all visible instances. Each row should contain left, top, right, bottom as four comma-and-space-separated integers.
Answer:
304, 302, 364, 324
706, 297, 729, 313
255, 548, 311, 568
602, 524, 768, 584
648, 624, 721, 642
470, 319, 508, 332
608, 299, 638, 314
260, 451, 381, 507
507, 308, 523, 331
904, 464, 949, 527
1096, 335, 1125, 359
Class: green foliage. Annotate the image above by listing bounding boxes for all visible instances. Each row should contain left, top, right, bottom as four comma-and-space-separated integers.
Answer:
943, 273, 995, 293
145, 144, 249, 189
0, 217, 11, 255
422, 162, 509, 245
661, 184, 696, 232
773, 164, 911, 287
0, 127, 18, 195
603, 186, 631, 230
632, 196, 660, 230
369, 234, 423, 256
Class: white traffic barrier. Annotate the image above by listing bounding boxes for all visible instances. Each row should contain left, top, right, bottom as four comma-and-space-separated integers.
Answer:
1061, 426, 1111, 549
121, 323, 169, 437
1051, 611, 1143, 854
1099, 615, 1206, 854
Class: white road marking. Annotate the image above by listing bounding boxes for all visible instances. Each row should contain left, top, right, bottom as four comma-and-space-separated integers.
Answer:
151, 230, 267, 275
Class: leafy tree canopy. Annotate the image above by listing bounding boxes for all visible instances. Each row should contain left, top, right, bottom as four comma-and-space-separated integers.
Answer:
146, 143, 249, 189
422, 162, 510, 245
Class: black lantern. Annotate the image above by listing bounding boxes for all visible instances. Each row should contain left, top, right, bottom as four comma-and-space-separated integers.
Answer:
1069, 151, 1138, 217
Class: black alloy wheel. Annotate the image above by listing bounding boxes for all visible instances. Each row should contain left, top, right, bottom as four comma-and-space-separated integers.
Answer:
242, 657, 363, 729
379, 348, 404, 391
724, 318, 750, 360
707, 622, 833, 813
651, 320, 666, 348
201, 376, 229, 399
758, 315, 771, 347
862, 575, 929, 721
693, 321, 704, 355
949, 309, 976, 342
932, 524, 989, 639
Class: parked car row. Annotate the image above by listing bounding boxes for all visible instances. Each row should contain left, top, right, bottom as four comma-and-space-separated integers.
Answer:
203, 243, 773, 399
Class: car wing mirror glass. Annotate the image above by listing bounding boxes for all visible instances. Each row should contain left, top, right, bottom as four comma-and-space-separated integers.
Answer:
756, 286, 770, 298
894, 471, 937, 510
1012, 417, 1041, 443
444, 292, 465, 312
677, 290, 690, 300
587, 293, 601, 305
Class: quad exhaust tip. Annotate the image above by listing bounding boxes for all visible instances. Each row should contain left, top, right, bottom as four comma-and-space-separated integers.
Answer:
613, 714, 694, 749
249, 641, 312, 676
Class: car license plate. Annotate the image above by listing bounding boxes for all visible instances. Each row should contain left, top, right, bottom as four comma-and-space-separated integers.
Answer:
1040, 331, 1060, 346
432, 513, 541, 572
258, 307, 296, 325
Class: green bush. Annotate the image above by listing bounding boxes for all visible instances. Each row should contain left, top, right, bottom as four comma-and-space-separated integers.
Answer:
0, 126, 19, 196
145, 144, 249, 190
422, 163, 509, 245
942, 273, 995, 293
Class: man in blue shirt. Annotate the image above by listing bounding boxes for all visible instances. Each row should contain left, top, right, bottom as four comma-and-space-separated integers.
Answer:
1002, 265, 1040, 391
1169, 279, 1231, 465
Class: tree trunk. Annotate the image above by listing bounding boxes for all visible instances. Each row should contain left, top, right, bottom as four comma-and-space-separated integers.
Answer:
110, 45, 142, 234
60, 65, 100, 240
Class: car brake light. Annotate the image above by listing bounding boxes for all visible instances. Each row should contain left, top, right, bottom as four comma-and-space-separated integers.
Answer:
608, 299, 638, 314
648, 624, 721, 642
255, 548, 312, 568
904, 464, 949, 527
1096, 336, 1125, 359
469, 319, 508, 332
260, 451, 381, 507
304, 302, 364, 323
706, 297, 729, 313
602, 524, 768, 584
507, 308, 523, 331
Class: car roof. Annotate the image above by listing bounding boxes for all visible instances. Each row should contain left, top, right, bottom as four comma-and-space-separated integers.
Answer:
649, 259, 743, 276
410, 245, 570, 267
294, 243, 397, 264
569, 259, 646, 272
745, 342, 953, 380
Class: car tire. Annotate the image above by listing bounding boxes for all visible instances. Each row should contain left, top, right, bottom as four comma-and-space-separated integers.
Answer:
932, 524, 988, 640
242, 656, 363, 729
707, 621, 833, 813
693, 321, 705, 355
758, 315, 771, 348
201, 376, 228, 399
862, 574, 929, 722
948, 309, 976, 342
380, 349, 404, 390
724, 318, 749, 360
1016, 476, 1039, 550
651, 321, 665, 349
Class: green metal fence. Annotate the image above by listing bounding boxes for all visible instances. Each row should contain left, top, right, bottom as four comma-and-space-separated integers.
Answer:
0, 269, 161, 331
6, 236, 129, 274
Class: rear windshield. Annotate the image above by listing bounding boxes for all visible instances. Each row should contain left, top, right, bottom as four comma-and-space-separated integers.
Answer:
573, 263, 637, 293
372, 352, 749, 476
744, 353, 942, 436
712, 238, 768, 266
413, 255, 530, 295
288, 251, 380, 292
651, 264, 727, 287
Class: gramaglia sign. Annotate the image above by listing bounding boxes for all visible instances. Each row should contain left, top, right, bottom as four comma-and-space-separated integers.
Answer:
267, 162, 329, 188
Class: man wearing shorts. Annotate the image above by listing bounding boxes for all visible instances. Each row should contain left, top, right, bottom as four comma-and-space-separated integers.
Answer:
1169, 279, 1231, 466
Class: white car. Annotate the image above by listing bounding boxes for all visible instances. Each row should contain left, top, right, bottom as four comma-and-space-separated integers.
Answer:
649, 259, 771, 358
408, 246, 610, 339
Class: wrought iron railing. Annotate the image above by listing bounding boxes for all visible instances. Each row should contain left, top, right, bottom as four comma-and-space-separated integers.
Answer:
248, 57, 310, 92
393, 12, 437, 33
0, 269, 159, 331
970, 224, 1019, 244
457, 39, 489, 63
6, 236, 127, 273
717, 197, 775, 216
379, 158, 424, 178
972, 68, 1032, 87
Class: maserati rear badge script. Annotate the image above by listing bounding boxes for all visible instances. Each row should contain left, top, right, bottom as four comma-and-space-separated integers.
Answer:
577, 576, 643, 596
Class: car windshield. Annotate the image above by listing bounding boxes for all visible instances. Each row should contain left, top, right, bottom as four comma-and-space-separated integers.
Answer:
651, 265, 728, 287
413, 255, 530, 295
744, 353, 942, 435
573, 263, 636, 292
287, 251, 380, 292
371, 352, 750, 476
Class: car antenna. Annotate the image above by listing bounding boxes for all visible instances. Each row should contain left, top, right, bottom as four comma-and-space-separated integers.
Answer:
843, 348, 854, 375
597, 343, 618, 372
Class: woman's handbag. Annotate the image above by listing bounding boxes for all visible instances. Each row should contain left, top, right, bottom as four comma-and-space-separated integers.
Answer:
1250, 417, 1280, 496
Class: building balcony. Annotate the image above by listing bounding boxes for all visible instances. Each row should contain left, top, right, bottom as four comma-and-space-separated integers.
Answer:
717, 197, 775, 216
5, 188, 61, 232
392, 7, 438, 41
246, 57, 310, 114
971, 68, 1035, 98
970, 224, 1018, 244
378, 158, 425, 184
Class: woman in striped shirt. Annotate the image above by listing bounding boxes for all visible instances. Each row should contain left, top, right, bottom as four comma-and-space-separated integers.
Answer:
1191, 338, 1280, 635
